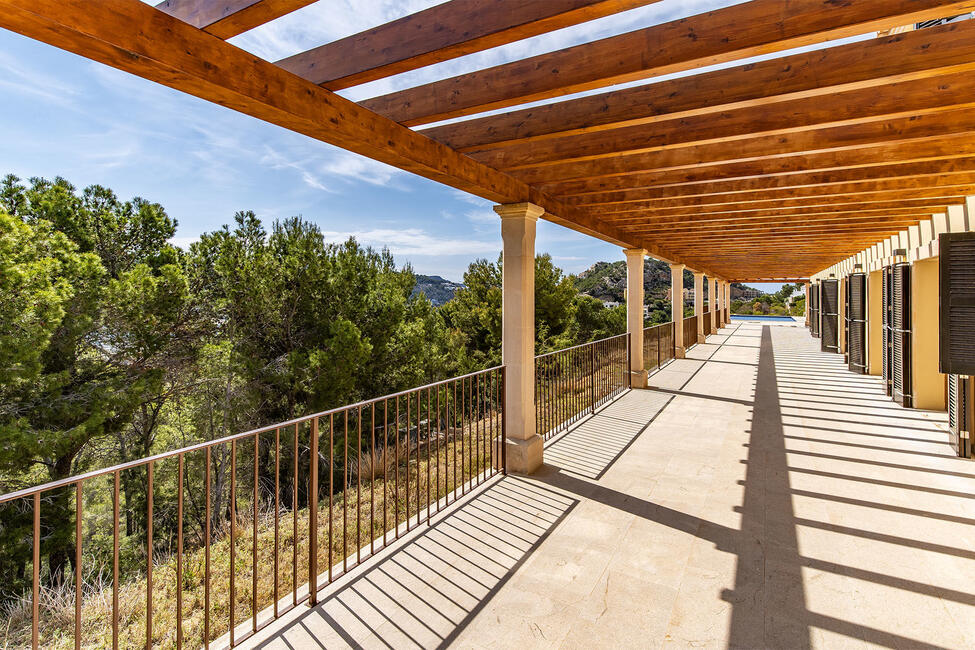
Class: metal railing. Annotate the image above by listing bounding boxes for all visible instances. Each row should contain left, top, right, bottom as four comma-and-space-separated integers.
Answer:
0, 367, 505, 649
703, 311, 713, 336
682, 315, 698, 348
643, 321, 675, 372
534, 333, 629, 440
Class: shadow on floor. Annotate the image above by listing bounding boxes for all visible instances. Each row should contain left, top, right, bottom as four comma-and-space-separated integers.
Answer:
254, 479, 578, 649
250, 324, 971, 649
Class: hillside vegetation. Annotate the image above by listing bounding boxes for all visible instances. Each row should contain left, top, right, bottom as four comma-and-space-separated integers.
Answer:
0, 173, 628, 644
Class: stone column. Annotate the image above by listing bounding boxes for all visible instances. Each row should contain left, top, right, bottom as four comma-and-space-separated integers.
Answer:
693, 271, 705, 339
709, 277, 718, 332
723, 281, 731, 323
495, 202, 544, 474
804, 281, 809, 326
624, 248, 647, 388
671, 263, 685, 358
716, 281, 724, 328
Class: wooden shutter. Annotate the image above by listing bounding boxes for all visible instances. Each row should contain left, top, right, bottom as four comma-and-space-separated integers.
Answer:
883, 266, 893, 396
810, 282, 820, 337
848, 273, 867, 374
892, 263, 912, 407
939, 232, 975, 375
821, 279, 839, 353
948, 374, 973, 458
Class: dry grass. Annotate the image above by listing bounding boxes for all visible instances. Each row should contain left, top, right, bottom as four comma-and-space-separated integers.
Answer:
0, 426, 498, 649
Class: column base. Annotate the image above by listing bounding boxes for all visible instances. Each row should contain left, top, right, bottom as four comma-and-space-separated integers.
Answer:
675, 346, 686, 359
629, 369, 648, 389
505, 434, 544, 474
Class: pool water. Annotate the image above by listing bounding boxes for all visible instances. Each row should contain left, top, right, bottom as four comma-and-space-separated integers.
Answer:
730, 315, 799, 321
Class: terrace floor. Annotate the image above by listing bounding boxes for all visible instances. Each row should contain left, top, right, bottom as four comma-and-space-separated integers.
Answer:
247, 322, 975, 649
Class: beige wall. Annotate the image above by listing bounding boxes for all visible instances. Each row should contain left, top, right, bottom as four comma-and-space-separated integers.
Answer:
911, 258, 944, 410
867, 270, 883, 376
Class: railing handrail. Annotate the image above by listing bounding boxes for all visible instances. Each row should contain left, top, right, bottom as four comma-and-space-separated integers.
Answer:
642, 320, 674, 333
0, 364, 504, 505
533, 331, 628, 360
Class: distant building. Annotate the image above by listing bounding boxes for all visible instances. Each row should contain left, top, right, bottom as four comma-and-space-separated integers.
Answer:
736, 287, 763, 300
878, 12, 972, 36
602, 300, 621, 309
916, 13, 973, 29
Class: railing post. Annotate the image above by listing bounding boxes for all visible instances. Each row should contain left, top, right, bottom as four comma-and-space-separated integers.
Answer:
308, 417, 319, 606
501, 366, 507, 475
590, 342, 597, 413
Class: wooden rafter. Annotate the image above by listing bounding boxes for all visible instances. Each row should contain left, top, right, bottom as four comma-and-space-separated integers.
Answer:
363, 0, 975, 126
578, 185, 975, 213
0, 0, 696, 268
540, 138, 975, 196
6, 0, 975, 278
155, 0, 318, 39
424, 17, 975, 150
567, 161, 975, 204
592, 194, 971, 219
468, 73, 975, 171
277, 0, 659, 90
511, 109, 975, 184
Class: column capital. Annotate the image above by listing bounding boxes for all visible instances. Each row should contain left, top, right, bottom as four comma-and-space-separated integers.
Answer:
669, 262, 685, 271
622, 247, 647, 258
692, 270, 705, 278
494, 202, 544, 220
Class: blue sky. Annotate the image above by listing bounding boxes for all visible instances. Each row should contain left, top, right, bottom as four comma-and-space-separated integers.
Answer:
0, 0, 857, 288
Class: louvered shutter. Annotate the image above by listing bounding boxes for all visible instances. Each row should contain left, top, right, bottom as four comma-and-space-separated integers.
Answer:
848, 273, 867, 374
821, 279, 839, 353
892, 263, 912, 407
948, 374, 973, 457
939, 232, 975, 375
810, 282, 820, 337
883, 267, 893, 396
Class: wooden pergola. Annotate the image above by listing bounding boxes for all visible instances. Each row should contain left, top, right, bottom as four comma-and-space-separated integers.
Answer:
3, 0, 975, 280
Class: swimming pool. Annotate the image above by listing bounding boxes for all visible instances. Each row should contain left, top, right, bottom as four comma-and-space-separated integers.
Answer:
730, 315, 799, 321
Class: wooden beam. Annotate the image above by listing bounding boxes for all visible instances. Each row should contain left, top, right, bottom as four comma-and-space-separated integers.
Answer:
469, 73, 975, 170
276, 0, 658, 90
1, 0, 699, 266
593, 194, 969, 219
568, 170, 975, 205
511, 108, 975, 184
540, 137, 975, 196
155, 0, 316, 39
420, 6, 975, 141
616, 209, 935, 229
579, 185, 975, 213
625, 219, 924, 236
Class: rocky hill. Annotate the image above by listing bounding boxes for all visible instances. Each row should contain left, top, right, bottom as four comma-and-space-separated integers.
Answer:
572, 260, 759, 303
412, 274, 464, 306
573, 259, 690, 303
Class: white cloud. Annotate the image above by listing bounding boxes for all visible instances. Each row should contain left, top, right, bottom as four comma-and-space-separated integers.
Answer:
0, 49, 80, 105
168, 236, 199, 249
321, 227, 497, 257
450, 190, 491, 207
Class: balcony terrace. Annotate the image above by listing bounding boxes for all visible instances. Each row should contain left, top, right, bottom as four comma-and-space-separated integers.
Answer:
237, 321, 971, 649
5, 1, 975, 647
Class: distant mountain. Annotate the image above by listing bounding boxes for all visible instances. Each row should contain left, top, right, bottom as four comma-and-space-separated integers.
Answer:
412, 274, 464, 306
573, 259, 758, 303
573, 259, 689, 303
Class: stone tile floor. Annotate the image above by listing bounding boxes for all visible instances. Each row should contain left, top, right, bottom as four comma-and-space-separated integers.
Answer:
247, 322, 974, 649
